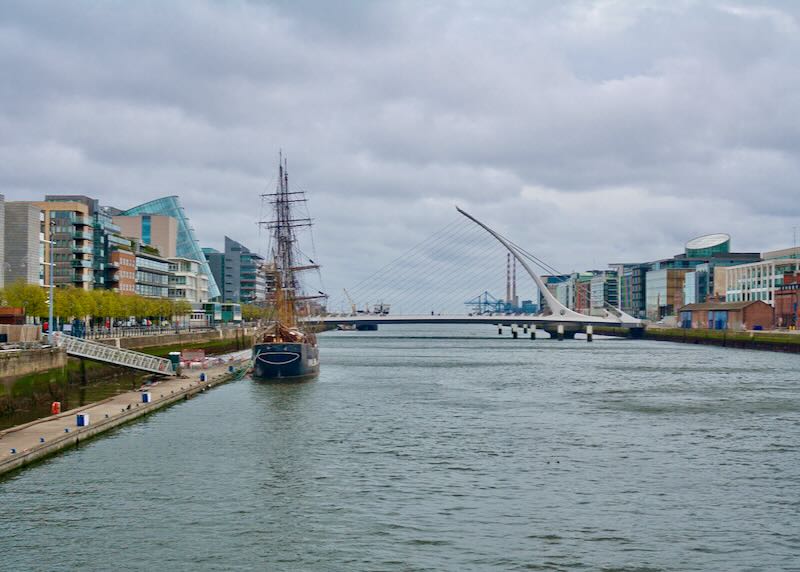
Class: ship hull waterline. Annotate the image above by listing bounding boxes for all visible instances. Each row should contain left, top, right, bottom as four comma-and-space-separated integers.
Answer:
251, 342, 320, 382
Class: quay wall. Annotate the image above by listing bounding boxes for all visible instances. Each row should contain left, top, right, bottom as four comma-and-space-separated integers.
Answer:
592, 326, 800, 353
0, 364, 246, 478
0, 328, 253, 416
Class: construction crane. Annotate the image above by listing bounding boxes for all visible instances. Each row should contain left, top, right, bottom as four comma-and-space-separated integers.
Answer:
464, 291, 505, 315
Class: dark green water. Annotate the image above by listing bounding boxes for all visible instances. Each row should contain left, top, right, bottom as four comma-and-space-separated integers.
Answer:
1, 325, 798, 571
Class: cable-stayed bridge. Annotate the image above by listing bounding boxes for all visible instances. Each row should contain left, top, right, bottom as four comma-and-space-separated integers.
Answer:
308, 207, 642, 338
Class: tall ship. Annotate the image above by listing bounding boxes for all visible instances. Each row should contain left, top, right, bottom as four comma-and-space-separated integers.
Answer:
252, 156, 326, 382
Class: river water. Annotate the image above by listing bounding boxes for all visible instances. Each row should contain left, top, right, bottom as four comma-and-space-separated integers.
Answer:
1, 325, 798, 571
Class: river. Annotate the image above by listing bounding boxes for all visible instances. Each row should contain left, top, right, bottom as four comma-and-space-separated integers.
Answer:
1, 325, 798, 571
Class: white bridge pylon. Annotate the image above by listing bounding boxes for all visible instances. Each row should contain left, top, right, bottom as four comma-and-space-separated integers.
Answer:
310, 206, 642, 329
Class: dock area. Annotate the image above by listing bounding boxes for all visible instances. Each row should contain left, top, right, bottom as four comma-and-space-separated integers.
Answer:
0, 351, 251, 478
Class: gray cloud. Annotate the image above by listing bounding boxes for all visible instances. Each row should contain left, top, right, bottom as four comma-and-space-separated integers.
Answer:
1, 0, 799, 301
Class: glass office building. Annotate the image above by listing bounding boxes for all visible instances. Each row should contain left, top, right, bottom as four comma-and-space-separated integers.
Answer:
123, 196, 220, 299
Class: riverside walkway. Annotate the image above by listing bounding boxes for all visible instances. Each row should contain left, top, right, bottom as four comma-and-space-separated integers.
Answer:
0, 350, 251, 477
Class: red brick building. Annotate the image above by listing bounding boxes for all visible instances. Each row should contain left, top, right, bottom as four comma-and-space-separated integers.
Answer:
775, 272, 800, 329
107, 249, 137, 295
678, 300, 774, 331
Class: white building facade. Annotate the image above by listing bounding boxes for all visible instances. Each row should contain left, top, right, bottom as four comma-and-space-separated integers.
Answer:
168, 257, 210, 303
724, 258, 800, 306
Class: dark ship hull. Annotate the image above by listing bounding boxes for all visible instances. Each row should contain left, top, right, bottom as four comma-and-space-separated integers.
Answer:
252, 342, 320, 382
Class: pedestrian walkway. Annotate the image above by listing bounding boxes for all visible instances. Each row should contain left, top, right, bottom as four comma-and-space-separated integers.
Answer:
52, 332, 176, 376
0, 350, 251, 477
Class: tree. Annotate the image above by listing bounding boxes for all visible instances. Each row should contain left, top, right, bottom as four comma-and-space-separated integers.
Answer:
172, 299, 192, 319
4, 281, 48, 318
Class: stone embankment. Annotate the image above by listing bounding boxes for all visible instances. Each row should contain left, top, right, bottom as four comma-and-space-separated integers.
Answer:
0, 351, 250, 477
0, 327, 253, 416
592, 325, 800, 353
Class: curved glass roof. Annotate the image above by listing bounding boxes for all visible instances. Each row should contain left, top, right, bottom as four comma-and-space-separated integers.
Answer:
123, 196, 220, 299
686, 233, 730, 250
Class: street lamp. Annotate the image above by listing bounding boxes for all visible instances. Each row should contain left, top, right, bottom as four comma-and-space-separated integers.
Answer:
47, 219, 55, 345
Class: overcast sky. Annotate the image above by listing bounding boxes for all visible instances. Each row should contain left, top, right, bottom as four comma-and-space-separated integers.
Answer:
2, 1, 799, 301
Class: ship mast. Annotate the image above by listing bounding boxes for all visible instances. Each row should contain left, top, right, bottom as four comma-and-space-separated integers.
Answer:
260, 153, 316, 327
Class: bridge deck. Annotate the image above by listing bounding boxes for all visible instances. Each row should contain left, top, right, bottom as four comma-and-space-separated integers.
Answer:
308, 314, 639, 328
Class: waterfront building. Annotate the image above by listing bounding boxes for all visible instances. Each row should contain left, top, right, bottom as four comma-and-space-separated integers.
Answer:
775, 271, 800, 328
113, 214, 178, 259
683, 272, 697, 305
678, 300, 773, 331
645, 268, 690, 320
724, 258, 800, 306
204, 236, 266, 304
106, 240, 136, 295
684, 233, 731, 258
539, 274, 570, 312
44, 195, 129, 291
590, 270, 618, 311
640, 234, 760, 319
3, 202, 43, 286
609, 263, 648, 319
763, 246, 800, 260
31, 200, 93, 290
168, 257, 210, 303
134, 244, 170, 298
121, 197, 220, 299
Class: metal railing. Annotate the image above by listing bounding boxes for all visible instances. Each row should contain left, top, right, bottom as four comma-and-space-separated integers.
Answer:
52, 332, 176, 376
83, 325, 216, 340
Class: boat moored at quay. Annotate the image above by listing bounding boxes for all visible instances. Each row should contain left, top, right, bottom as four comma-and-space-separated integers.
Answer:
252, 155, 326, 382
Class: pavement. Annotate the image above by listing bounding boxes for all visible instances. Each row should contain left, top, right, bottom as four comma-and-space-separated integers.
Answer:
0, 350, 251, 474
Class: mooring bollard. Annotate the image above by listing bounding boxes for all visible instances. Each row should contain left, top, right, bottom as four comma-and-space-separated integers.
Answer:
512, 324, 518, 339
10, 448, 16, 454
497, 326, 502, 335
557, 324, 564, 341
531, 329, 536, 340
586, 325, 593, 342
200, 373, 206, 382
40, 437, 45, 443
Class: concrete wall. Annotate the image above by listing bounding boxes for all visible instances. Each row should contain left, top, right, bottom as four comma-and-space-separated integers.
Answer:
0, 348, 66, 391
4, 203, 41, 285
99, 327, 252, 350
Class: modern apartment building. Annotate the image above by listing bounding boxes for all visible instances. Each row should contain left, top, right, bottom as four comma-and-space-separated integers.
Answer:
108, 248, 137, 295
134, 246, 171, 298
31, 200, 94, 290
204, 236, 266, 304
168, 257, 210, 303
590, 270, 618, 310
3, 202, 43, 286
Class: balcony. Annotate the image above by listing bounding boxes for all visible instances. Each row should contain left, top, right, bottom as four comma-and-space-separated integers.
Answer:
107, 261, 120, 268
72, 245, 93, 255
106, 274, 120, 283
73, 273, 91, 282
73, 231, 93, 240
73, 215, 93, 226
71, 259, 93, 268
